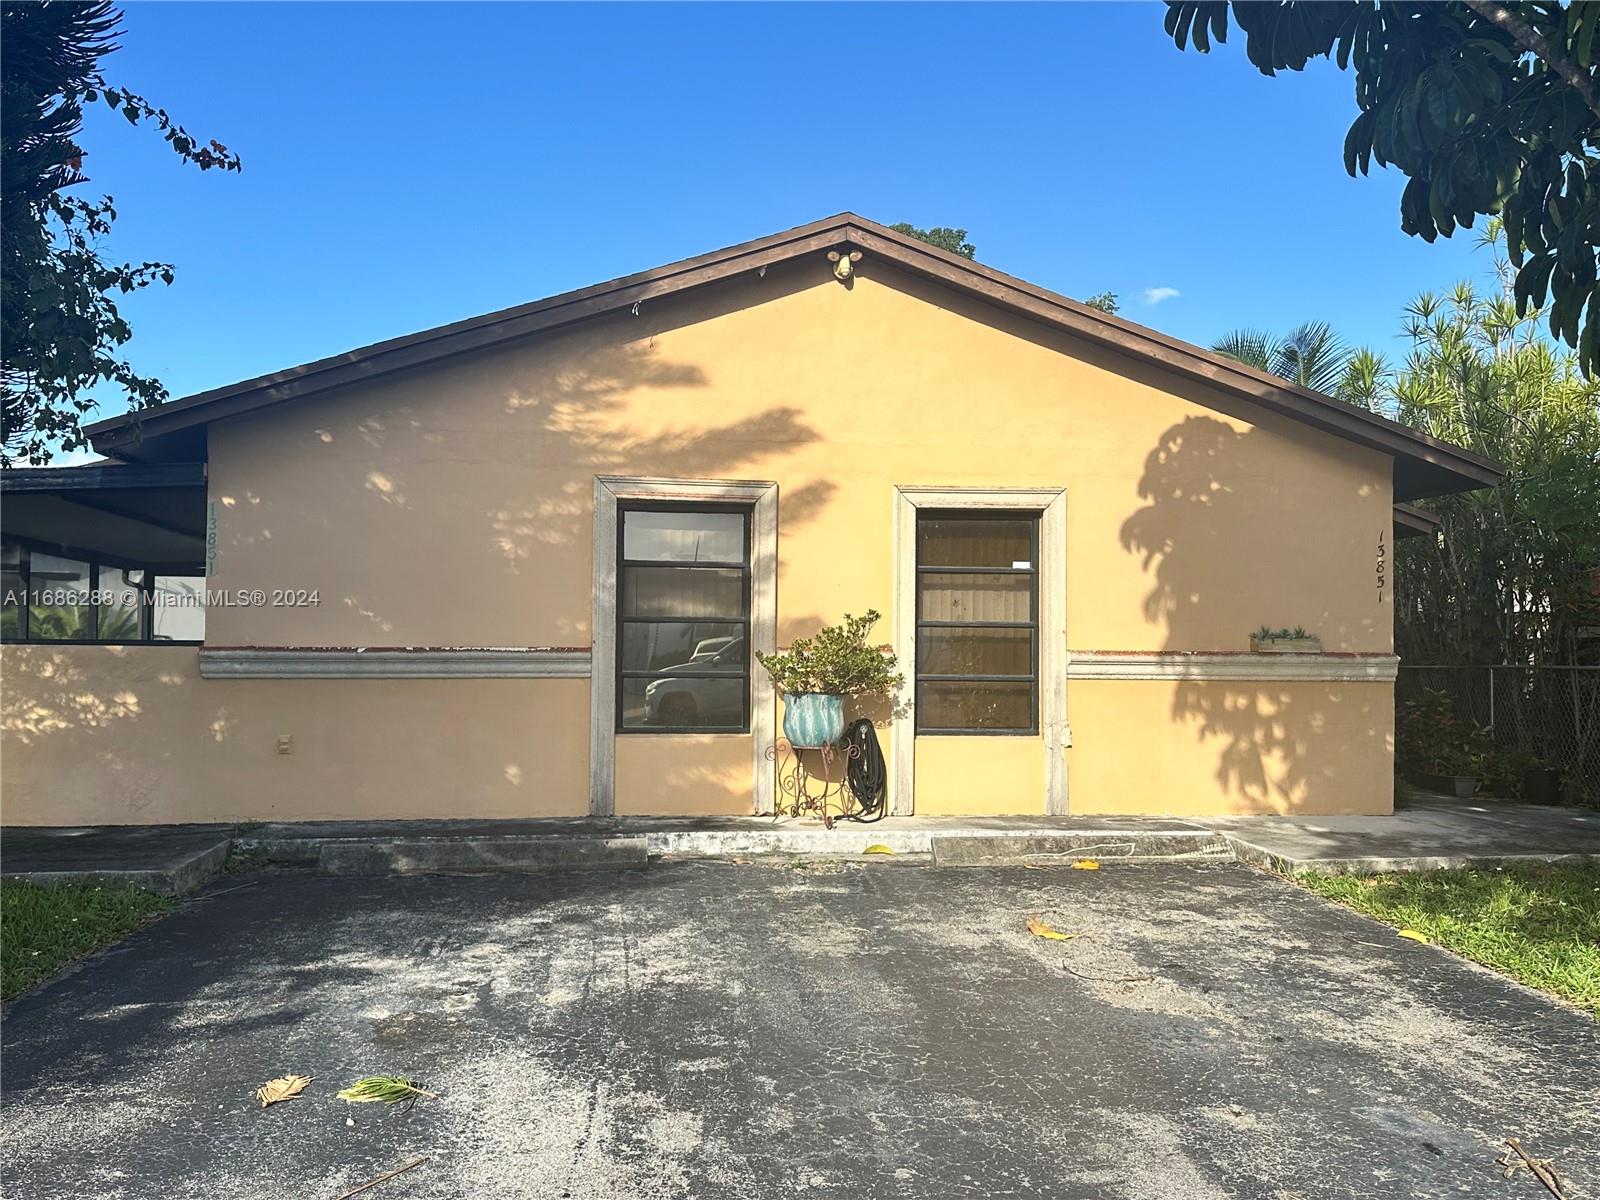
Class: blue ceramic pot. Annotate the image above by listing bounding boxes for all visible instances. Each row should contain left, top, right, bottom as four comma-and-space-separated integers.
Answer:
782, 693, 846, 748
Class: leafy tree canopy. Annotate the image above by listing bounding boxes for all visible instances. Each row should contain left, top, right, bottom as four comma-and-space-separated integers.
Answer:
1083, 291, 1121, 314
1165, 1, 1600, 376
890, 223, 976, 259
1, 0, 239, 466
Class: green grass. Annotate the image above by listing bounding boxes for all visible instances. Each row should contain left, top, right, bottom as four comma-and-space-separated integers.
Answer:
1298, 863, 1600, 1016
1, 880, 176, 1002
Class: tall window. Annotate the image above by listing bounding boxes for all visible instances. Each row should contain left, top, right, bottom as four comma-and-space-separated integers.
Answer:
915, 512, 1039, 734
617, 505, 751, 732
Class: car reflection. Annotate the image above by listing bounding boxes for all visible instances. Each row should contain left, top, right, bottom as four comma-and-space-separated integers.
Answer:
644, 635, 746, 727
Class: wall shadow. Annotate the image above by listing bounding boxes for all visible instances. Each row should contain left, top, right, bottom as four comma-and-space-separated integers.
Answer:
216, 263, 840, 646
1118, 416, 1388, 811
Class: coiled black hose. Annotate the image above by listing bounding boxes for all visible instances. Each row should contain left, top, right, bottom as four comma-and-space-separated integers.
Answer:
842, 718, 887, 821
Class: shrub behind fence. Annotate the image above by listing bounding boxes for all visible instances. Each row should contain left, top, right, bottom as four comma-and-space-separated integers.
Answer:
1396, 665, 1599, 803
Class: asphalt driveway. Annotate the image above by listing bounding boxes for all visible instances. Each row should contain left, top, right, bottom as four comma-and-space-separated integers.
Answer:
1, 861, 1594, 1199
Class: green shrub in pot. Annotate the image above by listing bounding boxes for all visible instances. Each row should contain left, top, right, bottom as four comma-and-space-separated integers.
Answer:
755, 610, 903, 747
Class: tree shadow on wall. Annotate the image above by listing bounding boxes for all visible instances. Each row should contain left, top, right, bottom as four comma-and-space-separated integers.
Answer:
256, 319, 838, 650
1118, 416, 1386, 811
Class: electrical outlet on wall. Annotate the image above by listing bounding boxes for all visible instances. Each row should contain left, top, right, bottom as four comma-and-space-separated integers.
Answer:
275, 734, 293, 756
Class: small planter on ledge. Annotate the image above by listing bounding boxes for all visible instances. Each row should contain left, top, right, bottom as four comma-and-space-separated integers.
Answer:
1250, 626, 1322, 654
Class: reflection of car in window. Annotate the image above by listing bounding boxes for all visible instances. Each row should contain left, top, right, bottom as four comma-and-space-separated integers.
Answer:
644, 636, 745, 727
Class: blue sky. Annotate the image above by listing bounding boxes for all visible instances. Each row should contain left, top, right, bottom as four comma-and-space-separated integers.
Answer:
69, 0, 1494, 447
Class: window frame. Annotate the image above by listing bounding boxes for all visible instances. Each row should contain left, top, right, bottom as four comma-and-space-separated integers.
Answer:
0, 537, 204, 646
913, 509, 1041, 736
614, 501, 753, 735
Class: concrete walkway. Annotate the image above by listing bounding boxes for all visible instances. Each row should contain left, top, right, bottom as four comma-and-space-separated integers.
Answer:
1211, 799, 1600, 874
3, 799, 1595, 892
0, 824, 231, 894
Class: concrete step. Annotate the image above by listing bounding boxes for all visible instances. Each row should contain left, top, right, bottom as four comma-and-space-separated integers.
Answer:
931, 831, 1233, 867
314, 836, 648, 876
0, 827, 232, 895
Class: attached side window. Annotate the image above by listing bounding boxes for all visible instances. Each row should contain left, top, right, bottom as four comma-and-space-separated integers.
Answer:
1, 542, 22, 640
617, 506, 751, 733
26, 552, 94, 641
151, 575, 205, 641
915, 512, 1040, 734
0, 540, 204, 644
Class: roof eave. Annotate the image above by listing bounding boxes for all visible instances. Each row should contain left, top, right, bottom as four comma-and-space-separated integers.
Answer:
85, 212, 1506, 501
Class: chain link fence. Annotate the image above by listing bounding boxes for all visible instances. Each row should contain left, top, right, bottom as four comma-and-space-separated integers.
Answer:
1397, 665, 1600, 804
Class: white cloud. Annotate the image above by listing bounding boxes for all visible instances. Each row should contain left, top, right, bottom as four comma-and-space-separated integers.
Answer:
1143, 286, 1181, 305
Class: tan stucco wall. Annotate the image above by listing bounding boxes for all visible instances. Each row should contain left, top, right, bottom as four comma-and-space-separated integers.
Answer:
0, 645, 589, 825
915, 736, 1047, 816
203, 262, 1392, 657
1068, 678, 1394, 816
613, 735, 751, 817
2, 257, 1396, 822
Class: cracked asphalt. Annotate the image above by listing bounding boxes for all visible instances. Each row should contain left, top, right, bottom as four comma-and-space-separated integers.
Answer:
1, 860, 1594, 1199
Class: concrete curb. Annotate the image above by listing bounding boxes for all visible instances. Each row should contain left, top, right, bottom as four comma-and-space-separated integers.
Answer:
931, 831, 1233, 867
315, 836, 648, 875
1222, 835, 1598, 877
1, 838, 230, 896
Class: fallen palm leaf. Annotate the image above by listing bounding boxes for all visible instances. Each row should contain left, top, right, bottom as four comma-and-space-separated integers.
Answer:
255, 1073, 312, 1108
1497, 1137, 1569, 1200
863, 844, 894, 855
336, 1075, 438, 1105
1027, 917, 1078, 941
1397, 929, 1430, 944
1072, 859, 1100, 870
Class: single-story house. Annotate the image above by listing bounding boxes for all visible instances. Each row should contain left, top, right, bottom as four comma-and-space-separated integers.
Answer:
0, 214, 1501, 825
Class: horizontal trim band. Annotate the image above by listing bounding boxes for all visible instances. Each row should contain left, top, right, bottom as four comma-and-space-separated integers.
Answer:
195, 647, 1394, 682
1066, 652, 1399, 682
199, 647, 591, 679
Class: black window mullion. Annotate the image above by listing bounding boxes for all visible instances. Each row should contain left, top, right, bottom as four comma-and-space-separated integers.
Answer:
89, 560, 100, 641
18, 545, 28, 641
139, 567, 154, 642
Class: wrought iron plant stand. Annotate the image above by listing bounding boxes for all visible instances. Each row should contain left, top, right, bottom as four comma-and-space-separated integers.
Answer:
766, 736, 864, 828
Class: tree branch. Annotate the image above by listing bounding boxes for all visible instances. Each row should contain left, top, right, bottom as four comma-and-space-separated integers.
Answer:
1464, 0, 1600, 122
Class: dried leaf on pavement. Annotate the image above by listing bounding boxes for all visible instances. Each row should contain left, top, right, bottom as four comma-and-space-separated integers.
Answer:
1397, 929, 1430, 944
255, 1074, 312, 1108
863, 844, 895, 855
1027, 917, 1078, 941
1072, 860, 1101, 870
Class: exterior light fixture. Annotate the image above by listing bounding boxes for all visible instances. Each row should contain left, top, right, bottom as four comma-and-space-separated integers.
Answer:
827, 249, 862, 281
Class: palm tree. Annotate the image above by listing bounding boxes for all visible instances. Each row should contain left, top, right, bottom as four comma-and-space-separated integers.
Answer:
1211, 321, 1387, 411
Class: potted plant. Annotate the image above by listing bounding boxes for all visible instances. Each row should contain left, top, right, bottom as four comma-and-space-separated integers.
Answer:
755, 610, 903, 748
1397, 688, 1492, 798
1522, 759, 1564, 805
1250, 625, 1323, 654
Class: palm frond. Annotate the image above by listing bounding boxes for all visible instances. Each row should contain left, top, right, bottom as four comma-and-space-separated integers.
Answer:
1210, 328, 1280, 373
336, 1075, 438, 1105
1275, 320, 1353, 393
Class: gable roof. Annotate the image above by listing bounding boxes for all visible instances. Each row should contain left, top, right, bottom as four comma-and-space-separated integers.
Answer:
85, 212, 1503, 501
